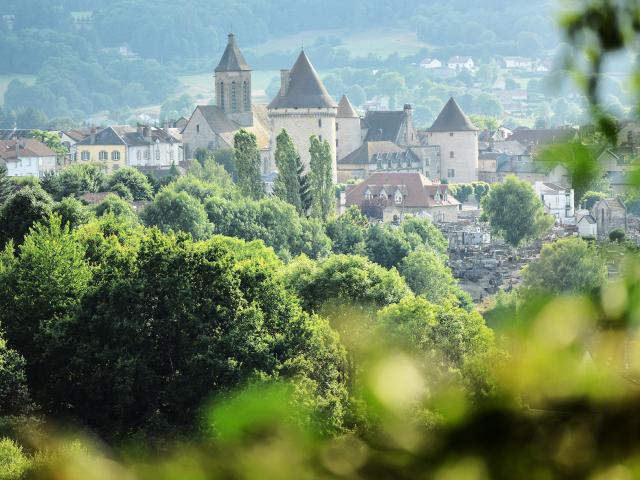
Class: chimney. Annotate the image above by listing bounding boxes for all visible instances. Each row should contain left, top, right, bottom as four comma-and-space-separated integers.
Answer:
143, 125, 151, 140
280, 69, 290, 96
403, 104, 412, 115
90, 127, 96, 144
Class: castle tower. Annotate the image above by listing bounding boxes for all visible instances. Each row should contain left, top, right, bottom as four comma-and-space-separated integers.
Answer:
427, 97, 479, 183
215, 33, 252, 127
268, 51, 338, 181
336, 94, 362, 160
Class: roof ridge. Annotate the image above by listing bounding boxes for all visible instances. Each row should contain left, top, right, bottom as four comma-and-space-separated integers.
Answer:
427, 97, 478, 132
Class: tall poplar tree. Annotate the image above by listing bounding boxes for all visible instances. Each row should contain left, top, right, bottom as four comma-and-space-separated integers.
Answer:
308, 135, 335, 221
233, 129, 263, 200
274, 130, 303, 212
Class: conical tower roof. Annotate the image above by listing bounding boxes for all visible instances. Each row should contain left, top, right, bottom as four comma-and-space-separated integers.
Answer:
337, 95, 358, 118
427, 97, 478, 132
268, 51, 337, 109
215, 33, 250, 72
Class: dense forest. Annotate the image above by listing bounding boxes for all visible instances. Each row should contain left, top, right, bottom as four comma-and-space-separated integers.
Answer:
0, 0, 556, 124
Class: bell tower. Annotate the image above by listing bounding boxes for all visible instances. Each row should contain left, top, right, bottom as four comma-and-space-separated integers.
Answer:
214, 33, 253, 127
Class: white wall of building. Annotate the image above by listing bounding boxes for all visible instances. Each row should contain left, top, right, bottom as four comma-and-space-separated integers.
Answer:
128, 142, 182, 167
5, 155, 56, 177
269, 107, 338, 182
535, 182, 575, 223
428, 130, 478, 183
336, 116, 362, 160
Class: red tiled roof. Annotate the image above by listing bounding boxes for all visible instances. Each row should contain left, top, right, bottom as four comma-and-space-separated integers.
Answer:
0, 139, 57, 160
345, 172, 460, 209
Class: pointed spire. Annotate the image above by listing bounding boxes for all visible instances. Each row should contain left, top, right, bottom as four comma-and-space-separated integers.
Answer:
268, 51, 337, 109
337, 95, 358, 118
215, 33, 251, 72
427, 97, 478, 132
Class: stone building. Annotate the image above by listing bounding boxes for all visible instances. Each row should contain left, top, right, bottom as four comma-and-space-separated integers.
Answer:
592, 197, 627, 239
426, 97, 479, 183
268, 51, 338, 181
336, 95, 361, 161
344, 171, 460, 223
182, 34, 271, 169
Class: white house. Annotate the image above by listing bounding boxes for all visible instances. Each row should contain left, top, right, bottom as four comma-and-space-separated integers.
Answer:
447, 56, 474, 71
122, 125, 183, 168
0, 139, 57, 177
534, 181, 575, 224
576, 211, 597, 238
503, 56, 534, 70
419, 58, 442, 69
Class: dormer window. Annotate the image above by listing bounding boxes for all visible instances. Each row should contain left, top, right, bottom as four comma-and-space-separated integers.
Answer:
394, 190, 403, 205
379, 188, 387, 200
364, 188, 372, 200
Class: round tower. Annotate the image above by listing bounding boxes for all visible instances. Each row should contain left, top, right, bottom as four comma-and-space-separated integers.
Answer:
268, 51, 338, 181
336, 94, 362, 160
427, 97, 479, 183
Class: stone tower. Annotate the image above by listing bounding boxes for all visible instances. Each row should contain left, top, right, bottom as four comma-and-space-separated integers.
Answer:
426, 97, 479, 183
268, 51, 338, 181
214, 33, 252, 127
336, 94, 362, 161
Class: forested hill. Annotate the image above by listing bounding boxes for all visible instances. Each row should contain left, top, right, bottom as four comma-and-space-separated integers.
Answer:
0, 0, 557, 125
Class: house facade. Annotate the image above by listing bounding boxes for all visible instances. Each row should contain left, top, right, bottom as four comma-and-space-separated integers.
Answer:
447, 56, 474, 71
534, 181, 575, 224
345, 172, 460, 223
0, 139, 57, 177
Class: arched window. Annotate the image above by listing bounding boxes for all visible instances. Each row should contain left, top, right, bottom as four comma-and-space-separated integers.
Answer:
99, 150, 108, 161
243, 80, 249, 110
219, 82, 225, 112
231, 81, 237, 112
112, 151, 120, 161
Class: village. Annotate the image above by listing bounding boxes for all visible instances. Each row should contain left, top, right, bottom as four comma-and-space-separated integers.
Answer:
0, 33, 635, 301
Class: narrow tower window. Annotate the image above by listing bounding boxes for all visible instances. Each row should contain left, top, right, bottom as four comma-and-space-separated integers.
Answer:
243, 81, 249, 110
219, 82, 225, 112
231, 82, 237, 112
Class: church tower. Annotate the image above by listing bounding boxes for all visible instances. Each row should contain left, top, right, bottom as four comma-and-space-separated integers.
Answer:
215, 33, 252, 127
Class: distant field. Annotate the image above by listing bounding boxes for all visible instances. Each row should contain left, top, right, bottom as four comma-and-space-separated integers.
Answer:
248, 28, 430, 58
0, 75, 35, 106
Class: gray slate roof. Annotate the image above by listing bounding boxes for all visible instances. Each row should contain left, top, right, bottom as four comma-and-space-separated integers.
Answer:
77, 126, 126, 146
268, 51, 337, 109
215, 33, 251, 72
427, 97, 478, 132
363, 111, 406, 142
337, 95, 358, 118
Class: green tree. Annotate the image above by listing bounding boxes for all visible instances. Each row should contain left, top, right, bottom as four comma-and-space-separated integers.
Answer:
0, 336, 31, 417
366, 223, 411, 269
326, 206, 369, 255
284, 254, 411, 314
41, 164, 106, 201
273, 130, 303, 213
582, 191, 608, 209
141, 190, 213, 240
31, 129, 67, 157
449, 183, 474, 203
481, 176, 553, 247
234, 130, 263, 200
521, 237, 607, 295
399, 247, 467, 307
0, 216, 92, 408
0, 165, 14, 206
0, 185, 53, 246
308, 135, 334, 221
52, 197, 94, 230
106, 167, 153, 201
472, 181, 490, 207
0, 438, 31, 480
94, 193, 139, 223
